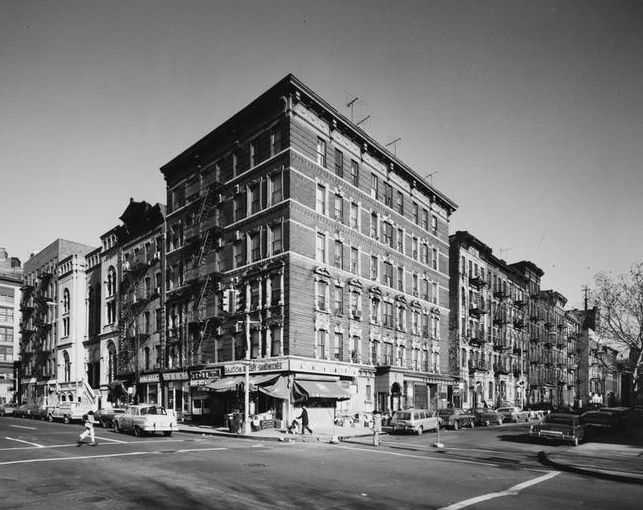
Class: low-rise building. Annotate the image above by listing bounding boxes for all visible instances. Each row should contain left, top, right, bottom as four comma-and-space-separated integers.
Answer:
0, 248, 22, 404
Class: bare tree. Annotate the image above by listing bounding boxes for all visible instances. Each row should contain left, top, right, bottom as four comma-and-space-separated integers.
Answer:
592, 263, 643, 406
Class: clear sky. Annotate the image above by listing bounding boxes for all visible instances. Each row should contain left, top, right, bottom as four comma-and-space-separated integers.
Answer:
2, 0, 642, 309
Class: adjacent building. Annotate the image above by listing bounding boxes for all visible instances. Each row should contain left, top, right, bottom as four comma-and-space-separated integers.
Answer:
0, 248, 22, 404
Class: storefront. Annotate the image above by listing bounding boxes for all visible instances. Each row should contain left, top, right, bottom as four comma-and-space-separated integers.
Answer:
163, 370, 189, 420
138, 373, 160, 404
375, 368, 453, 413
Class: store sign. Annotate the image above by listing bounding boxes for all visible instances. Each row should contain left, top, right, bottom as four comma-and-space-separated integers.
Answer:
189, 368, 222, 386
163, 371, 188, 382
225, 359, 285, 375
139, 374, 160, 383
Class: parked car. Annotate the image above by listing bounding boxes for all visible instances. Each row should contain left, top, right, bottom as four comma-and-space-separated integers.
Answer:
391, 409, 440, 435
495, 406, 531, 423
473, 408, 504, 426
113, 405, 178, 437
0, 403, 19, 416
436, 408, 476, 430
27, 405, 51, 420
95, 407, 127, 428
13, 403, 31, 418
529, 412, 584, 446
581, 410, 617, 439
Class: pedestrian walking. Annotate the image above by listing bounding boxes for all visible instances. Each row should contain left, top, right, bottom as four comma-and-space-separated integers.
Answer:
297, 405, 313, 435
78, 410, 97, 446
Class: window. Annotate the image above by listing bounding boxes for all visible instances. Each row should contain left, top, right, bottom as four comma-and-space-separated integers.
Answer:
316, 330, 328, 359
370, 297, 380, 324
350, 291, 360, 316
271, 224, 282, 255
412, 202, 419, 224
371, 173, 379, 199
350, 160, 359, 186
412, 237, 418, 260
370, 212, 378, 239
397, 267, 404, 291
0, 307, 12, 322
352, 336, 360, 363
270, 128, 283, 156
412, 274, 419, 295
250, 184, 261, 214
382, 223, 393, 247
144, 347, 150, 370
421, 244, 429, 264
383, 302, 394, 327
384, 182, 393, 207
271, 274, 282, 305
316, 184, 326, 215
383, 262, 393, 287
334, 149, 343, 177
350, 247, 359, 274
397, 306, 405, 330
432, 214, 438, 235
249, 141, 256, 167
350, 202, 359, 229
270, 173, 283, 204
396, 228, 404, 253
422, 279, 429, 300
334, 194, 343, 221
63, 351, 71, 382
333, 241, 344, 269
396, 191, 404, 215
316, 233, 326, 263
423, 209, 429, 230
432, 247, 438, 270
370, 256, 378, 281
107, 266, 117, 296
0, 326, 13, 343
233, 195, 244, 221
334, 286, 343, 315
316, 138, 327, 167
234, 242, 245, 267
433, 282, 438, 304
333, 333, 343, 360
412, 311, 419, 334
250, 233, 261, 261
232, 151, 238, 176
250, 281, 260, 310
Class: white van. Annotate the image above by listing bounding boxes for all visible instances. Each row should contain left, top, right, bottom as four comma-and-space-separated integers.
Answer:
391, 409, 440, 435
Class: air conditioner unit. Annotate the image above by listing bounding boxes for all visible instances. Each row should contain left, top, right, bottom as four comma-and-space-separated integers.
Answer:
234, 184, 241, 194
234, 230, 242, 241
216, 238, 224, 249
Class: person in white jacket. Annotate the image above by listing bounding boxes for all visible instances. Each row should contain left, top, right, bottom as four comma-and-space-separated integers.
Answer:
78, 411, 97, 446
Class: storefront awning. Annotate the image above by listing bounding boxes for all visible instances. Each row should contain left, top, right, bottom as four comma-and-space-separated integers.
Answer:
204, 376, 245, 392
294, 379, 351, 400
258, 376, 290, 399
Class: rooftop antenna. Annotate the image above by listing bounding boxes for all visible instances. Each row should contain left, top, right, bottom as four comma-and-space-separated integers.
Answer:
355, 114, 370, 127
425, 170, 439, 186
385, 137, 402, 156
582, 285, 590, 311
346, 97, 358, 123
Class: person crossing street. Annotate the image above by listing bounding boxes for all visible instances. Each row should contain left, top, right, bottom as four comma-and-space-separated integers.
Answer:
78, 410, 97, 446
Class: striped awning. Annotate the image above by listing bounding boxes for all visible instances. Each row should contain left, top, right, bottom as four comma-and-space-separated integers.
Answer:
294, 379, 351, 400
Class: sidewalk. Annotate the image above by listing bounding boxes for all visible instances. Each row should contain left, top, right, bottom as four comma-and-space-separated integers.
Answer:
541, 427, 643, 484
178, 422, 376, 443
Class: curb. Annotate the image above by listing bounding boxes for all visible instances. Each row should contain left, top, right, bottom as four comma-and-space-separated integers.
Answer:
538, 451, 643, 485
178, 427, 285, 442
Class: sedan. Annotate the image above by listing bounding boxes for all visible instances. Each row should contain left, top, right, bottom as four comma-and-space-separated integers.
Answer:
95, 407, 126, 428
473, 408, 504, 426
437, 408, 476, 430
529, 412, 584, 446
0, 403, 19, 416
113, 405, 178, 437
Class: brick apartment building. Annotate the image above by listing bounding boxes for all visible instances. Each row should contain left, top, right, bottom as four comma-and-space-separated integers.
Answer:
159, 74, 458, 427
0, 248, 22, 404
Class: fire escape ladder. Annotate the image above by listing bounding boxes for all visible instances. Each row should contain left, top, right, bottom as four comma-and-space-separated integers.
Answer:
197, 230, 210, 266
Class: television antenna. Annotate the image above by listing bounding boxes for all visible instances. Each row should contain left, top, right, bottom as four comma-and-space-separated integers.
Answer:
425, 170, 439, 186
385, 137, 402, 156
346, 97, 358, 123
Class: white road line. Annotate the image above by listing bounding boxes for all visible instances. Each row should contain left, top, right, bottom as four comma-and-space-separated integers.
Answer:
337, 445, 498, 467
8, 425, 37, 430
176, 447, 228, 453
94, 436, 127, 443
4, 437, 44, 448
0, 446, 229, 466
438, 471, 560, 510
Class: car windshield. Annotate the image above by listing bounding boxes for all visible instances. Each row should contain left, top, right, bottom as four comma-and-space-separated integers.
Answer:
395, 412, 411, 420
141, 406, 167, 415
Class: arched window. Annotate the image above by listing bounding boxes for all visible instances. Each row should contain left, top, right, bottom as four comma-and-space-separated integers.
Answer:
107, 266, 117, 297
107, 342, 116, 383
63, 288, 70, 314
63, 351, 71, 382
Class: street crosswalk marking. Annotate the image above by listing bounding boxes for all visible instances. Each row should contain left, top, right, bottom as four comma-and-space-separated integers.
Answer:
438, 471, 561, 510
4, 437, 44, 448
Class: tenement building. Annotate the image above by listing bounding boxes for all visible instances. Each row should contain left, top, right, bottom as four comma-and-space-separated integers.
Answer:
0, 248, 22, 404
159, 74, 458, 427
449, 232, 529, 409
18, 239, 96, 409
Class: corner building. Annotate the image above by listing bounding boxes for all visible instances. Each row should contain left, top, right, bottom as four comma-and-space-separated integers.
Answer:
160, 75, 457, 428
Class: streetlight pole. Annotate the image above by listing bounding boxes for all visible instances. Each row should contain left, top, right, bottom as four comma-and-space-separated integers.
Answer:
244, 313, 250, 434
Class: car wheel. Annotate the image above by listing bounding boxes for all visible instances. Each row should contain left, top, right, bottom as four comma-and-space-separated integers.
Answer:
114, 421, 121, 433
163, 431, 172, 437
134, 426, 143, 437
453, 421, 460, 431
416, 426, 423, 435
63, 415, 70, 424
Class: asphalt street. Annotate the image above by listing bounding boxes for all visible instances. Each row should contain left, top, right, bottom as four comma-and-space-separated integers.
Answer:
0, 417, 641, 510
